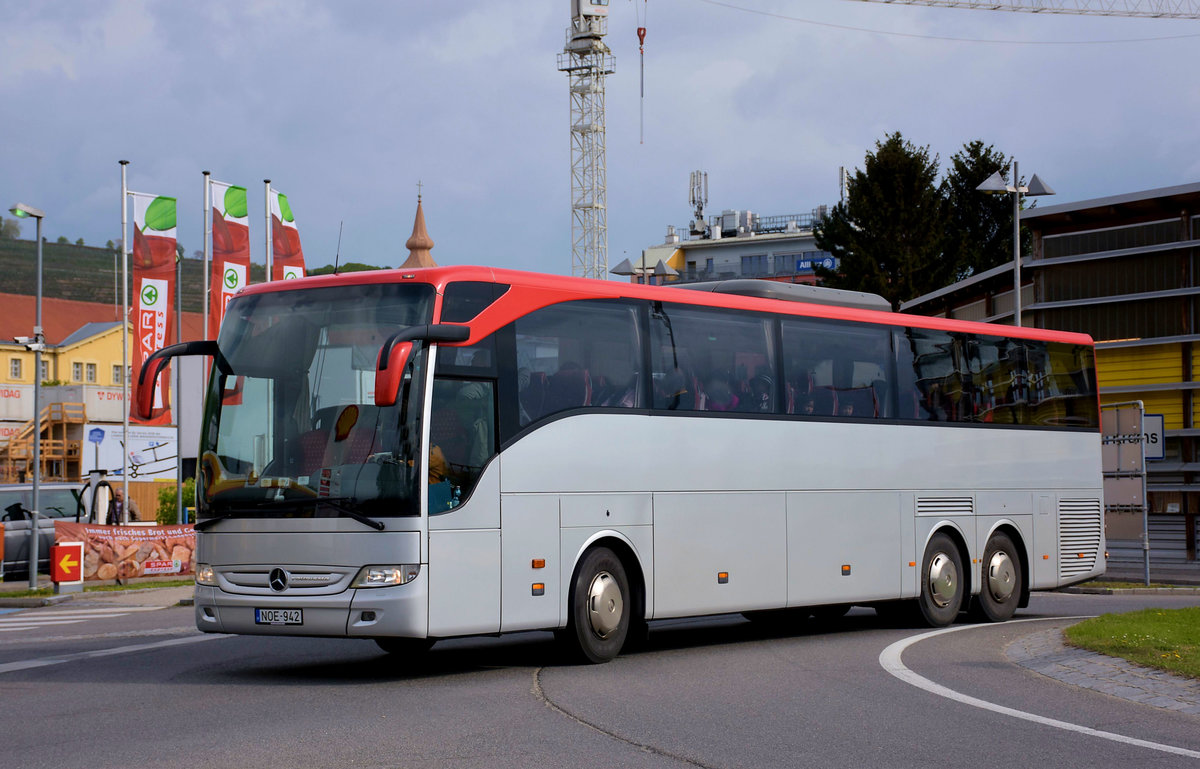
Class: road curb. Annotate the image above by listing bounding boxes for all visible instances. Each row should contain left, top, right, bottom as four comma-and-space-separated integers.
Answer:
0, 594, 74, 608
1060, 586, 1200, 595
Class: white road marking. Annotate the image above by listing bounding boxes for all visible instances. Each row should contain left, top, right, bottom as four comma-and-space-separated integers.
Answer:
0, 621, 87, 631
0, 633, 227, 674
879, 617, 1200, 760
0, 606, 164, 632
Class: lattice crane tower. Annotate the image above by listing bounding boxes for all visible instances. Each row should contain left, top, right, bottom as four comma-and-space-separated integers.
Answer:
851, 1, 1200, 18
558, 1, 616, 279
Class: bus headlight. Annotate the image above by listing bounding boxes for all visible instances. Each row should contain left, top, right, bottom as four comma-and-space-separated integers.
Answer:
351, 565, 421, 588
195, 563, 216, 586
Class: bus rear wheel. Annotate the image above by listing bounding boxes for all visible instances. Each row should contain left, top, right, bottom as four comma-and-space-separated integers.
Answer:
917, 533, 964, 627
565, 546, 631, 664
971, 532, 1022, 622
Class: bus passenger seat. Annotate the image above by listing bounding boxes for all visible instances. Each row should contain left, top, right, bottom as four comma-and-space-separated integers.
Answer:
297, 429, 327, 476
812, 387, 837, 416
546, 365, 591, 413
519, 370, 549, 423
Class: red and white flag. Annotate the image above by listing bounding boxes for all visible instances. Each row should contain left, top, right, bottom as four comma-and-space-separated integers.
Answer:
129, 192, 177, 425
208, 181, 250, 339
270, 189, 305, 281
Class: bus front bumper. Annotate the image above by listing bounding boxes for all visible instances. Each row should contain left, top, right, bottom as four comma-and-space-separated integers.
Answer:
194, 570, 429, 639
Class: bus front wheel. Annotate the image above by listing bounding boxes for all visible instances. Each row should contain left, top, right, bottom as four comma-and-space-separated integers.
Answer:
565, 546, 631, 664
972, 532, 1022, 622
917, 533, 964, 627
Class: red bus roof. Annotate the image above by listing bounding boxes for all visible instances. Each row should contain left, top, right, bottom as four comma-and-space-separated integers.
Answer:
237, 265, 1095, 348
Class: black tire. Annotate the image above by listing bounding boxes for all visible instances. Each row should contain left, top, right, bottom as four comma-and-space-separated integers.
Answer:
971, 531, 1022, 622
916, 532, 964, 627
564, 546, 631, 664
375, 637, 434, 656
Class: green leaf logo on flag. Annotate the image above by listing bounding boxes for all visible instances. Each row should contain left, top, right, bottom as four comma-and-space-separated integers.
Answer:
142, 285, 159, 305
224, 268, 238, 289
144, 196, 177, 232
278, 193, 295, 223
224, 187, 248, 219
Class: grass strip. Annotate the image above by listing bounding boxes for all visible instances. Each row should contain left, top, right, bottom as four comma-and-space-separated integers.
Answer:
0, 579, 193, 599
1064, 607, 1200, 680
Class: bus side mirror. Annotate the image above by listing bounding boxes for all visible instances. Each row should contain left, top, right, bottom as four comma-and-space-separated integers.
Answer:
136, 340, 231, 420
375, 341, 413, 408
374, 324, 471, 408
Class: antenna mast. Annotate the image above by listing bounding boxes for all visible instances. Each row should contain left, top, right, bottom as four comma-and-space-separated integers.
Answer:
558, 0, 616, 279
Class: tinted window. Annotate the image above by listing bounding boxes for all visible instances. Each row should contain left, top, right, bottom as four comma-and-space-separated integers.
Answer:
441, 282, 509, 323
649, 304, 775, 413
896, 328, 1099, 428
514, 300, 642, 426
428, 378, 497, 513
782, 319, 891, 418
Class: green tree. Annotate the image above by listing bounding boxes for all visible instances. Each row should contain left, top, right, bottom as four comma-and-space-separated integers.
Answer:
307, 262, 383, 275
56, 235, 69, 244
814, 132, 950, 310
156, 477, 196, 524
0, 216, 20, 239
941, 140, 1030, 278
75, 237, 85, 246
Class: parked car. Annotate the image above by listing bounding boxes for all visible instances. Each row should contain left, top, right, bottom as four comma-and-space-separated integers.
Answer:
0, 483, 86, 579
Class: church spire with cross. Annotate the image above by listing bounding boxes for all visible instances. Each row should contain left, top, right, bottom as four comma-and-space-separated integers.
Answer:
401, 181, 436, 269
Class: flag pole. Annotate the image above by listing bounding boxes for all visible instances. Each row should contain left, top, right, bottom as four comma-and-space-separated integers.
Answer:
202, 171, 211, 340
175, 219, 183, 525
119, 160, 130, 525
264, 180, 273, 282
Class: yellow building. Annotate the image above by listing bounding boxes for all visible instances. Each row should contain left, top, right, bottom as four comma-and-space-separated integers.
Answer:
902, 182, 1200, 564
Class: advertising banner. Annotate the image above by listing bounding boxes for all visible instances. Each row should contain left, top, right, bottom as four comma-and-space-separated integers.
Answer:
269, 189, 305, 281
130, 192, 177, 426
209, 180, 250, 339
82, 423, 178, 482
55, 521, 195, 581
0, 384, 32, 421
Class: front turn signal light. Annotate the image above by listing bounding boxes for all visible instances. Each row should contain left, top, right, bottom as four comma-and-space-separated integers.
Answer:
351, 564, 421, 588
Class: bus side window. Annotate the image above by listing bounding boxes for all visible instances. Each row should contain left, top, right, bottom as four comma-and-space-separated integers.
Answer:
428, 378, 496, 512
514, 300, 641, 427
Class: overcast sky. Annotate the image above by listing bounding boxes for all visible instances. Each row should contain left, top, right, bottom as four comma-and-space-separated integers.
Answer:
3, 0, 1197, 278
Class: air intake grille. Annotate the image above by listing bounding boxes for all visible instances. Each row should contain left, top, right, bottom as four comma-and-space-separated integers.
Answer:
916, 496, 974, 517
1059, 499, 1103, 579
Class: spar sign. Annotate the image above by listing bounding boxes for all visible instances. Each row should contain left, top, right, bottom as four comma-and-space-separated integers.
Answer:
209, 180, 250, 339
130, 192, 177, 426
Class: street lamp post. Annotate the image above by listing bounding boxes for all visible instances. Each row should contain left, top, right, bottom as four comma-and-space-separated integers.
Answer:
976, 161, 1055, 327
9, 202, 46, 589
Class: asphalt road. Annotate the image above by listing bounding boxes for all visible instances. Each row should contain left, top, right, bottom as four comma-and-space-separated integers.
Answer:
1, 591, 1198, 769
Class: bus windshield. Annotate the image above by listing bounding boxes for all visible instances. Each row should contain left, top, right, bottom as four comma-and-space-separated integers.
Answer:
198, 282, 435, 522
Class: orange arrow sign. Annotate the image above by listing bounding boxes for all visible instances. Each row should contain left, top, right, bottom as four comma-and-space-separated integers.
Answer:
58, 552, 79, 573
51, 542, 84, 583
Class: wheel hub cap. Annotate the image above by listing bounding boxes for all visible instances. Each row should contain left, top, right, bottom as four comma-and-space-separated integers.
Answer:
586, 571, 623, 638
928, 553, 958, 608
986, 551, 1015, 602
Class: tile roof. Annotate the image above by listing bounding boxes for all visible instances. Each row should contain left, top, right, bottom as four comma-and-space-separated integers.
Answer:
0, 293, 204, 346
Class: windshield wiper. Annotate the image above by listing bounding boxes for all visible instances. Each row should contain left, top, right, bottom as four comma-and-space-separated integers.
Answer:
251, 496, 386, 531
196, 497, 387, 532
194, 512, 237, 531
